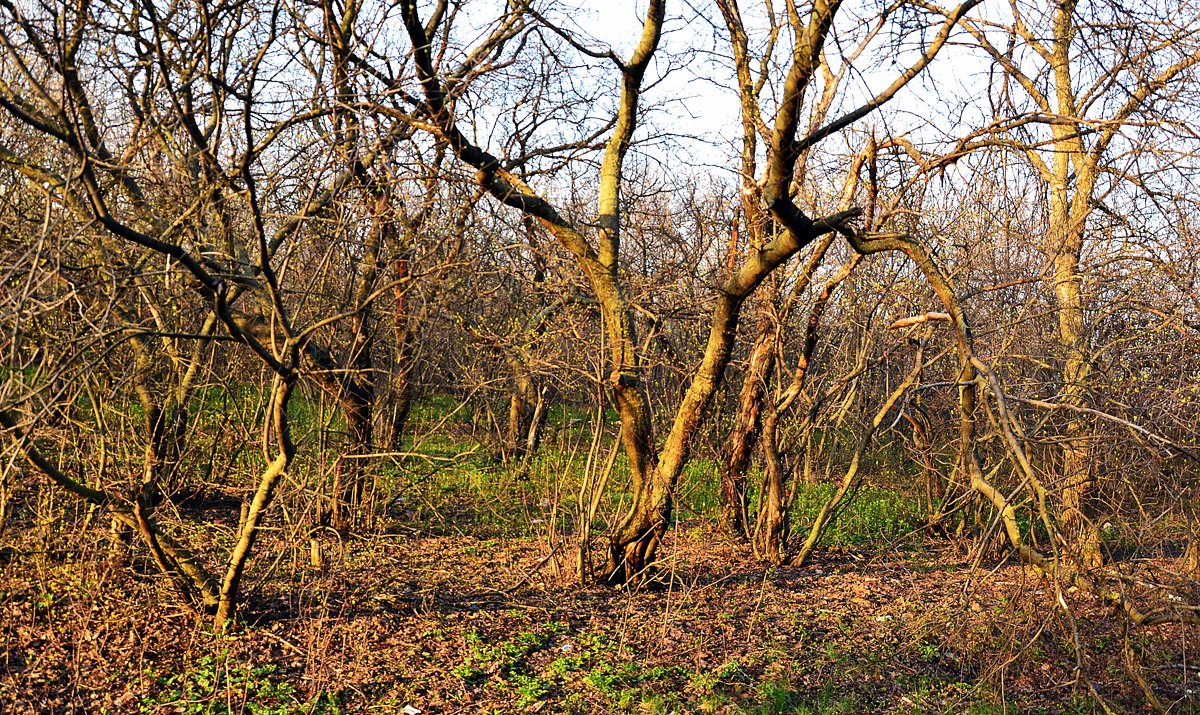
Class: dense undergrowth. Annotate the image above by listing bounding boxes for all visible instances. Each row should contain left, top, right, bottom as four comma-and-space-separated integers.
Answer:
1, 394, 1197, 714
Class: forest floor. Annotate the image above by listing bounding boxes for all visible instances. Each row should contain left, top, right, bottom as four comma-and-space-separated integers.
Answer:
2, 518, 1198, 714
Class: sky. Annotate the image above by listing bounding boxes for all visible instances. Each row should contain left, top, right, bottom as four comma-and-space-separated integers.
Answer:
516, 0, 1000, 182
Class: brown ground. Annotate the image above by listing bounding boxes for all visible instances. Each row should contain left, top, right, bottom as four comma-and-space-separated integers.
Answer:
2, 522, 1198, 714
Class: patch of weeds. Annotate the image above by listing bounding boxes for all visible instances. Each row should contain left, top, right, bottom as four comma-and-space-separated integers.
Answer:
509, 673, 550, 706
689, 659, 745, 694
822, 641, 840, 663
740, 679, 855, 715
549, 655, 584, 676
916, 641, 941, 662
450, 661, 487, 683
512, 629, 550, 650
614, 687, 639, 710
576, 630, 611, 653
579, 658, 684, 712
558, 692, 589, 715
964, 703, 1005, 715
789, 484, 923, 547
699, 692, 733, 713
140, 655, 340, 714
895, 674, 942, 713
452, 630, 495, 683
582, 662, 620, 694
451, 624, 561, 694
636, 691, 683, 714
754, 679, 800, 714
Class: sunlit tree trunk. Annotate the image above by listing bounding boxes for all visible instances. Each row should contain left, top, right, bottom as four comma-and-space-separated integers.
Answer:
721, 318, 776, 538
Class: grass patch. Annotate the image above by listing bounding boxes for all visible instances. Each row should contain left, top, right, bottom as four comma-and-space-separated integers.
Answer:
788, 483, 924, 547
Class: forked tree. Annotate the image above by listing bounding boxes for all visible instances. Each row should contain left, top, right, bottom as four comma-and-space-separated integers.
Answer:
951, 0, 1200, 568
385, 0, 979, 582
0, 0, 416, 626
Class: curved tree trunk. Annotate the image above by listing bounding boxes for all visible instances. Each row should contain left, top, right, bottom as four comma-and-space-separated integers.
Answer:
752, 399, 787, 563
400, 0, 961, 587
215, 374, 296, 628
721, 319, 777, 538
602, 354, 664, 584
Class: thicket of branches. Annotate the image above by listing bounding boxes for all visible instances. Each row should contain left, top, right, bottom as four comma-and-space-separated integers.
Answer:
1, 0, 1198, 696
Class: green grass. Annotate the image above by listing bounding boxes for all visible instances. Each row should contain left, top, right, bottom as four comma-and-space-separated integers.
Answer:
40, 383, 931, 555
739, 679, 856, 714
788, 483, 925, 547
372, 394, 930, 552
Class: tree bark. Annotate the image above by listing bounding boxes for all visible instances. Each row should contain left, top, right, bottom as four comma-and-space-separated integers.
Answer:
752, 398, 787, 563
1053, 243, 1102, 568
504, 354, 539, 463
721, 319, 776, 538
215, 374, 296, 628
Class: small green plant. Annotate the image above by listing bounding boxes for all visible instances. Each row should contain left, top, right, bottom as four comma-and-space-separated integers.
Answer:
549, 655, 584, 676
755, 679, 800, 714
140, 654, 339, 714
690, 659, 746, 694
452, 625, 561, 691
582, 663, 619, 694
510, 673, 550, 706
917, 641, 941, 662
451, 662, 487, 683
739, 679, 854, 715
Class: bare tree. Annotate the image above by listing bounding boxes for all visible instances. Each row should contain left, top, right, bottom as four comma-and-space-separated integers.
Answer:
0, 0, 408, 626
951, 0, 1200, 568
383, 0, 980, 582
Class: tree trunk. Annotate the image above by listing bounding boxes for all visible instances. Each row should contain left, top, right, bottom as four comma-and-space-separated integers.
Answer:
746, 252, 861, 561
752, 399, 787, 563
604, 464, 671, 584
518, 387, 549, 477
332, 379, 373, 532
1054, 255, 1101, 568
387, 365, 413, 452
388, 254, 416, 450
330, 185, 388, 531
721, 319, 776, 538
1046, 1, 1102, 570
215, 375, 296, 628
602, 361, 664, 584
504, 354, 539, 463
